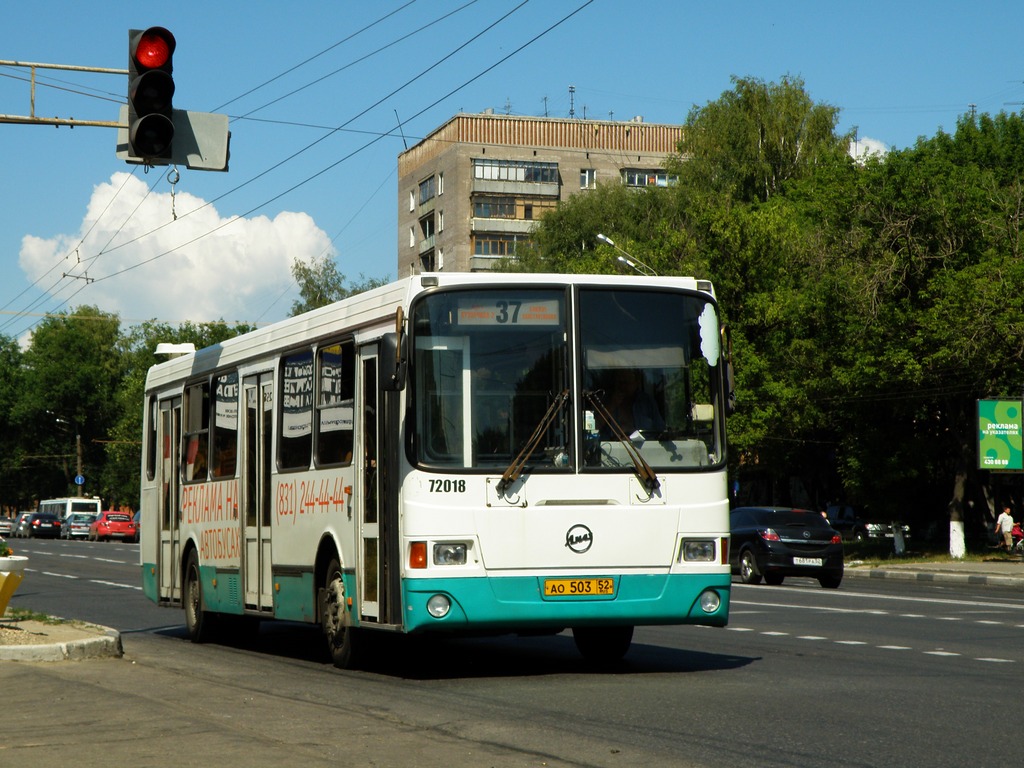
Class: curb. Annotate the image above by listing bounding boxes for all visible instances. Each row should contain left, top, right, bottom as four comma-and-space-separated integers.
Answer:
844, 567, 1024, 589
0, 626, 123, 662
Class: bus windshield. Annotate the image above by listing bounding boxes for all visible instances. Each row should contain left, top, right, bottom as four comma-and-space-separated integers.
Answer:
411, 288, 569, 469
411, 285, 725, 472
578, 287, 725, 470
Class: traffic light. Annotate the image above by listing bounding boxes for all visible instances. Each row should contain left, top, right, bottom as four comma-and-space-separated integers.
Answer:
127, 27, 176, 161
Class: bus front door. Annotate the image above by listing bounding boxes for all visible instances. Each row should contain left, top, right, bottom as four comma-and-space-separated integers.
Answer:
157, 397, 181, 603
243, 374, 274, 613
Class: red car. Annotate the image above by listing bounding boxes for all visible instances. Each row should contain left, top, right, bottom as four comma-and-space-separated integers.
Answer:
88, 511, 138, 543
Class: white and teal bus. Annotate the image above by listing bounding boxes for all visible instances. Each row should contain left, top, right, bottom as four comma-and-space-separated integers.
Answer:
140, 272, 732, 667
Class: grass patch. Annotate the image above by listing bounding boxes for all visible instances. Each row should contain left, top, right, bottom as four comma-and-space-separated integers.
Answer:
3, 607, 66, 625
844, 539, 1023, 567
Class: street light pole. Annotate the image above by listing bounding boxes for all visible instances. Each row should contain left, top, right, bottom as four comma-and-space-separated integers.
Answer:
596, 233, 657, 276
76, 432, 83, 498
50, 412, 85, 497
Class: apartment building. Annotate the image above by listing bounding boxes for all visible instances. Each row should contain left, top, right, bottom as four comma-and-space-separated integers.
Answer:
396, 112, 684, 277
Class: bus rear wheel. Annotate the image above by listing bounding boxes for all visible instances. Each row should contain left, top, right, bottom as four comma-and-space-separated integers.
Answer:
321, 558, 358, 669
572, 625, 633, 664
184, 550, 214, 643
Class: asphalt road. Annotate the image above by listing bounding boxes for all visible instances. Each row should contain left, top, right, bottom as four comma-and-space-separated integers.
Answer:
4, 538, 1020, 767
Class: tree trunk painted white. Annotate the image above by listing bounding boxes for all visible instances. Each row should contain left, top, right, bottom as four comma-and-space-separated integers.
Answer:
949, 520, 966, 559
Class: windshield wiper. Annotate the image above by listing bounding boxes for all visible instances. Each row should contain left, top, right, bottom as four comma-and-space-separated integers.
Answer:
497, 389, 569, 494
584, 390, 661, 493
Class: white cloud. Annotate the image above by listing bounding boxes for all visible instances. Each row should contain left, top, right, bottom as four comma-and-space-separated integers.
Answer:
850, 136, 889, 163
18, 172, 334, 325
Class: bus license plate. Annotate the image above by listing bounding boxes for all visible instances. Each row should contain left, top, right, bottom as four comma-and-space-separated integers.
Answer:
793, 557, 822, 566
543, 578, 615, 597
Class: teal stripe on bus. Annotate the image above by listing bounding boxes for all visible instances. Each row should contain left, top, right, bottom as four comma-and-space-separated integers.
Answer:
401, 573, 730, 634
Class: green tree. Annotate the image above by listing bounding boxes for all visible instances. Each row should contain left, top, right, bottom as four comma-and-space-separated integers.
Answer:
0, 334, 27, 511
670, 74, 850, 204
290, 254, 389, 315
14, 307, 123, 503
106, 319, 256, 509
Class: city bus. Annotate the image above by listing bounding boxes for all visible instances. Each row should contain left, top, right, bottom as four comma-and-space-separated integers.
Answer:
38, 496, 102, 520
139, 272, 733, 667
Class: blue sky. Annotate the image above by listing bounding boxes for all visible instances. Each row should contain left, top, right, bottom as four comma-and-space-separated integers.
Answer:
2, 0, 1022, 338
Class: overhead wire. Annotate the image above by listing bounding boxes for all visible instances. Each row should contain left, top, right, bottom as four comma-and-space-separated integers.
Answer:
11, 0, 596, 333
79, 0, 540, 279
211, 0, 422, 113
2, 3, 430, 333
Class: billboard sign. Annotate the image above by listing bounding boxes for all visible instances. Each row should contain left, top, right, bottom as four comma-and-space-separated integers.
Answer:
978, 399, 1023, 470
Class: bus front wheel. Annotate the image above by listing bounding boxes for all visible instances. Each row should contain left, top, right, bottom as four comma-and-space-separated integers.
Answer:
572, 625, 633, 664
321, 558, 358, 669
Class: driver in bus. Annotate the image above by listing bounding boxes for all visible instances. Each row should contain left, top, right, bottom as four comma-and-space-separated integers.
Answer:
599, 368, 664, 437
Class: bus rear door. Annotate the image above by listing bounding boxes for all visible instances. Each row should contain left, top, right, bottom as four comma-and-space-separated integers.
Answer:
157, 397, 181, 602
243, 373, 274, 612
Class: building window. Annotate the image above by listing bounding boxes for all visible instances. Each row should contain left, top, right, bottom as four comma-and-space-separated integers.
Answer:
621, 168, 678, 187
419, 175, 436, 205
408, 190, 415, 212
438, 210, 444, 232
473, 158, 558, 183
473, 233, 523, 256
419, 214, 435, 240
524, 204, 533, 221
409, 227, 416, 248
580, 168, 597, 189
473, 196, 516, 219
438, 172, 444, 195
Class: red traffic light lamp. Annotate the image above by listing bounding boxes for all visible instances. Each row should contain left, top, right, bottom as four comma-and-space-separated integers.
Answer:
127, 27, 176, 160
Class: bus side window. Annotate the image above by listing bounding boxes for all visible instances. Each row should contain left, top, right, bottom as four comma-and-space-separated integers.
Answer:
280, 349, 314, 470
316, 340, 355, 466
183, 381, 210, 482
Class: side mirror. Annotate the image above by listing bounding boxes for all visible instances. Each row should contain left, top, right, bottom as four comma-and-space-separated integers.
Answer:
722, 325, 736, 415
381, 309, 408, 391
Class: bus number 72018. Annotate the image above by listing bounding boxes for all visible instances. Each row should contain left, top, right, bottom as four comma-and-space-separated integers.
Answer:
140, 272, 732, 669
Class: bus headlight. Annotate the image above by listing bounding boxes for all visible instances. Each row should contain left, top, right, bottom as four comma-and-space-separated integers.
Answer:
433, 542, 467, 566
427, 594, 451, 618
680, 539, 716, 562
699, 590, 721, 614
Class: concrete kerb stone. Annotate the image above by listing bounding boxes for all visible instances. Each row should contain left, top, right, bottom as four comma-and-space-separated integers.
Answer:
0, 622, 123, 662
844, 565, 1024, 590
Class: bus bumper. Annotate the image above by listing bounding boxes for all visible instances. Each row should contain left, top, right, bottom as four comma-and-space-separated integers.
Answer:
401, 572, 730, 634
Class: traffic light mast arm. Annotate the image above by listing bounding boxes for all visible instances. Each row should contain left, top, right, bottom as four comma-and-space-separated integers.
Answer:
0, 59, 127, 128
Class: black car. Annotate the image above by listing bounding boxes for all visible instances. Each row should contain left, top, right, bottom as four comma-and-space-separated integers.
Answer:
826, 504, 911, 542
730, 506, 844, 589
21, 512, 62, 539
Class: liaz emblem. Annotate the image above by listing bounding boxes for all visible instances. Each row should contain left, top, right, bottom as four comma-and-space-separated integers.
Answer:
564, 524, 593, 554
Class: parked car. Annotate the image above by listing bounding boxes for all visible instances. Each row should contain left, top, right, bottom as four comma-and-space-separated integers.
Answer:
18, 512, 63, 539
730, 506, 844, 589
61, 512, 97, 540
826, 505, 911, 542
88, 511, 138, 543
10, 512, 34, 538
0, 517, 12, 536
